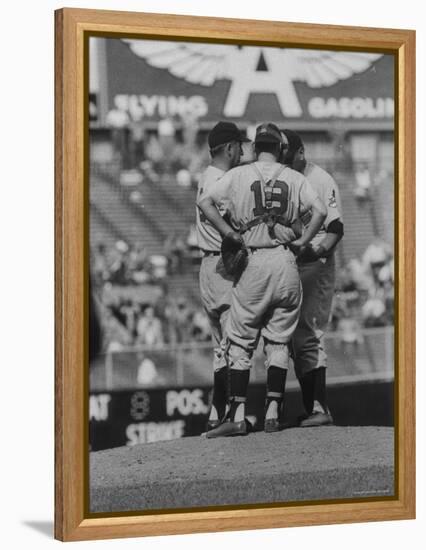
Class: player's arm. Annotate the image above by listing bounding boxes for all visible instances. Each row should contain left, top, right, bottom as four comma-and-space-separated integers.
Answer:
197, 175, 242, 243
313, 178, 344, 257
198, 195, 235, 237
313, 220, 344, 257
291, 180, 327, 250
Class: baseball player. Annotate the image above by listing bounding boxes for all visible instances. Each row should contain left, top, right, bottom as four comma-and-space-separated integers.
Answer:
282, 129, 344, 427
198, 123, 327, 437
196, 121, 250, 431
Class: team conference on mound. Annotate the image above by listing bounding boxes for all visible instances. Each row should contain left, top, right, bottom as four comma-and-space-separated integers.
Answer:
196, 121, 344, 438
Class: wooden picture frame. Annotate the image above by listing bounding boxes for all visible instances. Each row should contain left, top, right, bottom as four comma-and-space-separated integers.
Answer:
55, 7, 415, 542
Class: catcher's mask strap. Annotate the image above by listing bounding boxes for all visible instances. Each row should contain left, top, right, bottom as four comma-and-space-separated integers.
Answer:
251, 163, 285, 209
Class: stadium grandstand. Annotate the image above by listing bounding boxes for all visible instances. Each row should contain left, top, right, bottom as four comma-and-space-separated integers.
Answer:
89, 37, 394, 402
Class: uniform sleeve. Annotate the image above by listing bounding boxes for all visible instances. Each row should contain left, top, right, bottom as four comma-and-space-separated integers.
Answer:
204, 171, 232, 205
299, 177, 320, 213
322, 174, 343, 228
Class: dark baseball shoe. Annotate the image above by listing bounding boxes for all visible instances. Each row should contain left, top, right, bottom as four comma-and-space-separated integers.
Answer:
206, 419, 221, 431
264, 418, 284, 433
244, 418, 254, 432
299, 411, 333, 427
205, 419, 248, 438
204, 417, 253, 436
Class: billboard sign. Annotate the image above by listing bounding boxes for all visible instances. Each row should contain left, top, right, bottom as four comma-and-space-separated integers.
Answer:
101, 39, 394, 126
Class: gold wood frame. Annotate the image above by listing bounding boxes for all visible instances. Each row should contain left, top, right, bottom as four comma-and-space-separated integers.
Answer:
55, 7, 415, 541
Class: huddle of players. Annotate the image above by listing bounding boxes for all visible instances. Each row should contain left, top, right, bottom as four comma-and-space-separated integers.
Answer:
196, 121, 344, 438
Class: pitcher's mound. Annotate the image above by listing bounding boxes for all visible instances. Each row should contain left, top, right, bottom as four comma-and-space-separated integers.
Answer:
90, 426, 394, 513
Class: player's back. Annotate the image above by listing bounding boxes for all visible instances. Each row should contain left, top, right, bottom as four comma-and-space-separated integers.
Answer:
196, 165, 225, 252
225, 161, 310, 248
305, 162, 336, 197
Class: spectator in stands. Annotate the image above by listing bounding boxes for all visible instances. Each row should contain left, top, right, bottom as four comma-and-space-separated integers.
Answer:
139, 158, 160, 183
103, 306, 133, 352
128, 242, 151, 284
362, 291, 387, 327
354, 163, 372, 201
149, 254, 168, 280
108, 241, 130, 285
175, 297, 193, 342
128, 117, 146, 169
362, 237, 393, 285
176, 168, 192, 188
164, 297, 193, 344
337, 307, 364, 351
187, 142, 210, 186
106, 106, 130, 168
118, 299, 139, 340
330, 293, 348, 332
145, 134, 164, 173
190, 308, 211, 342
158, 117, 176, 173
346, 257, 373, 293
136, 306, 164, 347
377, 260, 393, 287
179, 109, 200, 150
136, 352, 165, 386
164, 234, 187, 274
336, 265, 360, 306
383, 279, 394, 323
92, 242, 109, 285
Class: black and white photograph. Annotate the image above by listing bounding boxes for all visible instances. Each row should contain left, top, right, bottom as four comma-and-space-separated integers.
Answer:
88, 36, 395, 514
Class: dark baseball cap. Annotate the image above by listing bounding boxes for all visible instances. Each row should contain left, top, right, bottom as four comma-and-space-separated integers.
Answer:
255, 122, 283, 144
208, 121, 250, 149
282, 129, 304, 152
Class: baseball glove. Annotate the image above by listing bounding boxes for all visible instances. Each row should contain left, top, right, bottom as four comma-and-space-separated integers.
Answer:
220, 231, 248, 279
294, 244, 326, 263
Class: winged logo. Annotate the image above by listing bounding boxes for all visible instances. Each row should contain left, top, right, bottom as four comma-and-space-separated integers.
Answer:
123, 39, 382, 118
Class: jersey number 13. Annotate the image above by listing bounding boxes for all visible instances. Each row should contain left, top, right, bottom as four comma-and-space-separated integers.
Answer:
250, 180, 289, 216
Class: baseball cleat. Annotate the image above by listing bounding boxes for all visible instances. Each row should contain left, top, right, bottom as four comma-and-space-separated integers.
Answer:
244, 418, 254, 432
205, 419, 248, 438
206, 419, 221, 431
299, 411, 333, 427
264, 418, 284, 433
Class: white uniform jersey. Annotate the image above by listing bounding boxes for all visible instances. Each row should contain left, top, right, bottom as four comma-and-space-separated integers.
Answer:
301, 162, 343, 249
196, 165, 226, 252
207, 161, 319, 249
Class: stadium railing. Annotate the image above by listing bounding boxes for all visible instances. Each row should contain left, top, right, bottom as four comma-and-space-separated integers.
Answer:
90, 325, 394, 392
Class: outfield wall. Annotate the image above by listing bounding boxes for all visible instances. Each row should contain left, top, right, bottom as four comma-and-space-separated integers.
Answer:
90, 378, 394, 451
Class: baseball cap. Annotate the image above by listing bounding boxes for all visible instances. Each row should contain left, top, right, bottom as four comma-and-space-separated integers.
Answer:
208, 121, 250, 149
282, 129, 303, 152
254, 122, 283, 144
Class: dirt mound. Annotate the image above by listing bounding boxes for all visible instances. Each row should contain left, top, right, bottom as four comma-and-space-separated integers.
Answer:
90, 426, 394, 513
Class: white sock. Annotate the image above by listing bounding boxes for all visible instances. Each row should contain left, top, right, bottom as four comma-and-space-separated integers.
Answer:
209, 405, 219, 421
265, 400, 279, 420
312, 400, 326, 414
233, 403, 245, 422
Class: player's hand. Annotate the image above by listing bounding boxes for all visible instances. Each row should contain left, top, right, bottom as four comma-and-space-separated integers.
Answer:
288, 238, 306, 255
